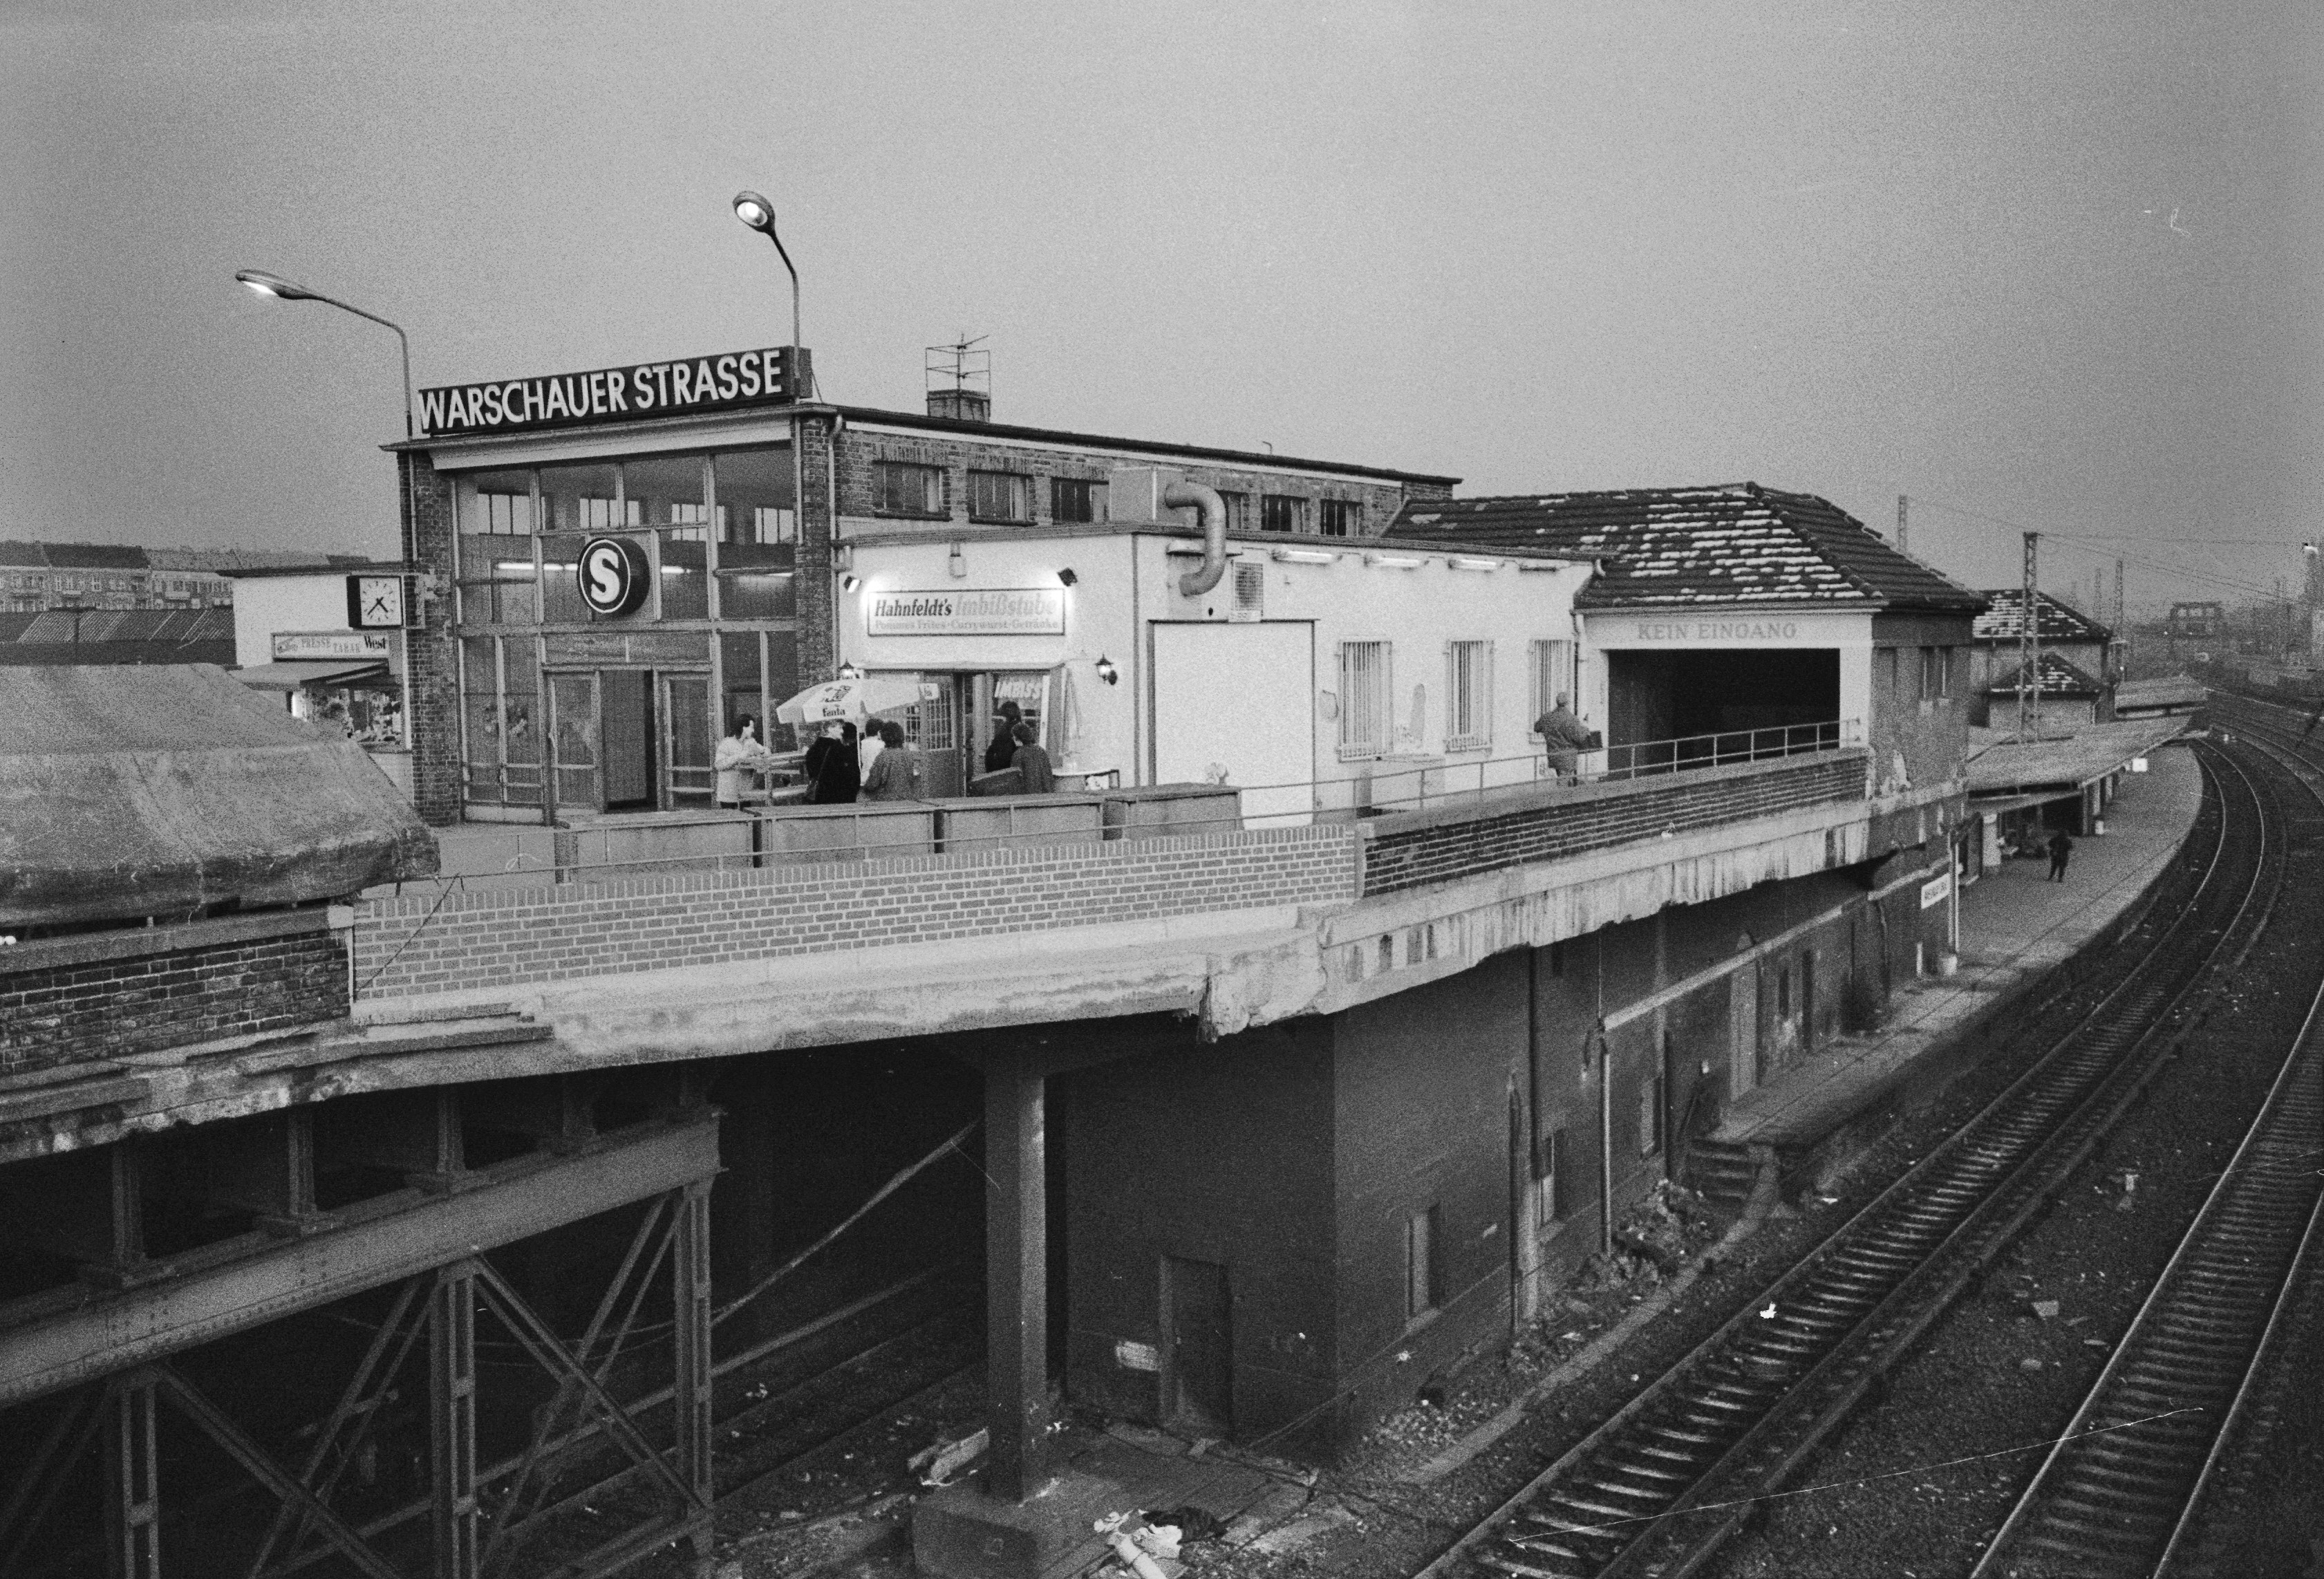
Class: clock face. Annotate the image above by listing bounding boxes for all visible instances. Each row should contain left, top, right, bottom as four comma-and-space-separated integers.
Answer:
355, 575, 404, 628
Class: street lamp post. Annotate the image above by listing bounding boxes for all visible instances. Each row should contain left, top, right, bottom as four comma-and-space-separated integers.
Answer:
730, 192, 807, 397
234, 270, 415, 439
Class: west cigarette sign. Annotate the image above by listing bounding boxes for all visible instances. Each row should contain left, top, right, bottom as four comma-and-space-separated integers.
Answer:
417, 346, 807, 438
866, 589, 1067, 637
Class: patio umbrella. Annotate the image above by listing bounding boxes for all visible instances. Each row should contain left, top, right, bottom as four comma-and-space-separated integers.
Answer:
772, 676, 921, 727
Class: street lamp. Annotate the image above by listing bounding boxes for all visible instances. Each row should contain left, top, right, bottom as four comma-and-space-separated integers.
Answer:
730, 191, 807, 396
234, 269, 415, 438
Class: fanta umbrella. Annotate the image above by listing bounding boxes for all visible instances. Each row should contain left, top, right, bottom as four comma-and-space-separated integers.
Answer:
773, 677, 921, 726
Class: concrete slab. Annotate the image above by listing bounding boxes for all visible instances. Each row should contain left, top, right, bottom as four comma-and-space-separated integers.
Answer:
1712, 741, 2203, 1152
912, 1427, 1277, 1579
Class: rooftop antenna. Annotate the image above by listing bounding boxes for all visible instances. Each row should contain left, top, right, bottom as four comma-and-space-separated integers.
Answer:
925, 333, 991, 423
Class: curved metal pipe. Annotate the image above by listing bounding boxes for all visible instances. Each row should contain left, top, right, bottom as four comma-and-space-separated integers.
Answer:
1167, 480, 1229, 597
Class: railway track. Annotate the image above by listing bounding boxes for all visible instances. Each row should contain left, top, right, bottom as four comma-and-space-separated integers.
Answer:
1946, 693, 2324, 1575
1417, 738, 2288, 1579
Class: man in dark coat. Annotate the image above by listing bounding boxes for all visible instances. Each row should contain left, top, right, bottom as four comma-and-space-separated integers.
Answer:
1010, 720, 1056, 794
2047, 828, 2074, 882
984, 701, 1023, 774
1533, 692, 1595, 783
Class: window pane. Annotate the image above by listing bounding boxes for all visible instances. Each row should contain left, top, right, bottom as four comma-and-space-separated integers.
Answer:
713, 447, 794, 544
539, 534, 591, 622
717, 571, 795, 619
623, 454, 707, 536
538, 462, 624, 534
765, 632, 800, 750
1217, 492, 1253, 534
875, 460, 945, 514
1262, 494, 1309, 534
1050, 477, 1107, 524
503, 639, 540, 767
969, 471, 1031, 521
1318, 498, 1358, 537
659, 534, 707, 619
460, 468, 535, 535
1338, 640, 1388, 756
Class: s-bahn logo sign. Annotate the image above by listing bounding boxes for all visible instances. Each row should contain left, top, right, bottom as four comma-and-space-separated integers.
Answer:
578, 536, 651, 617
417, 346, 807, 438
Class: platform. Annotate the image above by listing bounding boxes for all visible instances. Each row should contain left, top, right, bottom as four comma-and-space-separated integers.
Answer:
1711, 738, 2203, 1153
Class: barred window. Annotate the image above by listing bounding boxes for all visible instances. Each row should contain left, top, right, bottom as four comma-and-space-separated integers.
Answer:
873, 460, 946, 515
1338, 640, 1390, 758
1261, 494, 1310, 534
968, 470, 1032, 521
1446, 640, 1492, 751
1051, 477, 1107, 523
1318, 498, 1359, 537
1528, 639, 1573, 729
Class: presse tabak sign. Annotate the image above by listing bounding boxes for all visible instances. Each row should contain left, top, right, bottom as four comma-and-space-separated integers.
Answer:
417, 346, 805, 438
865, 588, 1066, 637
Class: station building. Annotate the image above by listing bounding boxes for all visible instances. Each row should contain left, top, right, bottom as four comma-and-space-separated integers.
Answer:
1965, 587, 2119, 729
390, 346, 1455, 829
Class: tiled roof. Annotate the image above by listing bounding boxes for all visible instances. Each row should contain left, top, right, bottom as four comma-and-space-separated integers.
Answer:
0, 541, 46, 567
1986, 651, 2107, 697
1390, 483, 1984, 613
1973, 588, 2112, 645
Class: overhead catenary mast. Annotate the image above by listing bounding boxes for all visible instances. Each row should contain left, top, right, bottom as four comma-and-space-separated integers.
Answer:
2018, 532, 2040, 740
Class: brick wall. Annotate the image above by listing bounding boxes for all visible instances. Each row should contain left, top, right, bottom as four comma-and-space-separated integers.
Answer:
354, 825, 1359, 1000
1360, 751, 1868, 897
402, 451, 465, 826
795, 414, 837, 682
834, 426, 1421, 539
1, 912, 348, 1077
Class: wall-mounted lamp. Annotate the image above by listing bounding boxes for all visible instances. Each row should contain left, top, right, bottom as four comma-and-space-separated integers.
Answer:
836, 662, 863, 680
841, 573, 861, 592
1363, 552, 1426, 570
834, 543, 854, 572
1057, 568, 1078, 588
947, 542, 966, 579
1447, 556, 1501, 572
1094, 655, 1118, 686
1271, 548, 1337, 566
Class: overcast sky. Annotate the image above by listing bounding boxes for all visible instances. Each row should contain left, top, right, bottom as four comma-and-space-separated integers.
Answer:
6, 1, 2316, 609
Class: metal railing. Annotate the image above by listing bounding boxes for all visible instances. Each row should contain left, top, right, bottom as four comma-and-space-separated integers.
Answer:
399, 720, 1861, 897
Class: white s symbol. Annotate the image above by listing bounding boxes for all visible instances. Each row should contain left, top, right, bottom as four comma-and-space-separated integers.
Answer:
587, 545, 621, 604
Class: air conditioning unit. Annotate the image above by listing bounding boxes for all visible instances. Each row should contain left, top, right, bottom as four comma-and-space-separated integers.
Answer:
1230, 561, 1264, 622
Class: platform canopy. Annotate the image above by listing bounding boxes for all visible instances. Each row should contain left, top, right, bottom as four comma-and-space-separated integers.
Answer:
1964, 717, 2187, 812
0, 664, 438, 930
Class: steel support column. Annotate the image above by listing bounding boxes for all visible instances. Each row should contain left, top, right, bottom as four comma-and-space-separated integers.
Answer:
430, 1262, 480, 1579
673, 1179, 715, 1569
983, 1057, 1048, 1502
103, 1370, 160, 1579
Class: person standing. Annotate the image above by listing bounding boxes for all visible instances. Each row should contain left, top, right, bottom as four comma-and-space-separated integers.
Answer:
861, 720, 924, 801
1533, 691, 1595, 784
2047, 828, 2074, 882
1009, 720, 1056, 794
714, 714, 771, 809
804, 720, 861, 804
984, 700, 1024, 774
859, 718, 888, 783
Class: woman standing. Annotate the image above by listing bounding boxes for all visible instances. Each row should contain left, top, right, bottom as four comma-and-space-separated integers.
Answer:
714, 714, 771, 810
804, 720, 861, 804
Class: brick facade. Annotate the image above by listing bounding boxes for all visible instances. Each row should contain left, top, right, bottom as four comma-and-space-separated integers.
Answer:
1359, 751, 1868, 897
795, 413, 838, 683
402, 450, 465, 826
0, 911, 348, 1077
353, 825, 1360, 1000
833, 423, 1429, 541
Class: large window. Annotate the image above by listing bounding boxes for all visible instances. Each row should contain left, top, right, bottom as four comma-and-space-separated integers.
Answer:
1528, 639, 1573, 728
1318, 498, 1359, 537
1216, 490, 1253, 534
623, 454, 708, 539
1261, 494, 1310, 534
874, 460, 946, 516
1338, 640, 1390, 759
968, 470, 1032, 522
1445, 640, 1492, 751
538, 461, 628, 534
713, 448, 795, 545
1050, 477, 1107, 524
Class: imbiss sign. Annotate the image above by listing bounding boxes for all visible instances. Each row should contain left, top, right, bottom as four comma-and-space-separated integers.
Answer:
417, 346, 807, 438
866, 589, 1066, 637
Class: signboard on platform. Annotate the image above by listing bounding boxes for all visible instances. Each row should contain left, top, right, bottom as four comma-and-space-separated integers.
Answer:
273, 630, 394, 662
1920, 872, 1952, 910
865, 588, 1067, 637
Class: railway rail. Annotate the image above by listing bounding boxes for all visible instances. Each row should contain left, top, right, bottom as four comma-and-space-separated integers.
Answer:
1416, 737, 2293, 1579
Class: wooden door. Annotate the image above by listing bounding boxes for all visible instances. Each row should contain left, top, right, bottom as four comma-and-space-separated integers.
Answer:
661, 674, 713, 807
1163, 1256, 1232, 1432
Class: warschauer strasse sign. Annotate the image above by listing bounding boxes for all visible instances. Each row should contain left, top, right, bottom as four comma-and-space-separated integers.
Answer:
417, 346, 809, 438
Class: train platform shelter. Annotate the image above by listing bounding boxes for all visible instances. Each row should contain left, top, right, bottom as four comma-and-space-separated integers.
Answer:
1707, 736, 2203, 1158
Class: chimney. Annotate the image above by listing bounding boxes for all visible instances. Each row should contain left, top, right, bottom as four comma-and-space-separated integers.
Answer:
926, 386, 991, 423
